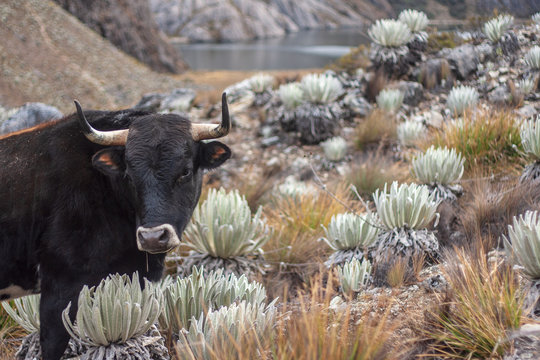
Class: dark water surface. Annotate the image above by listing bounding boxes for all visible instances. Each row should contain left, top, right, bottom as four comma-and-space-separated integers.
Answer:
178, 28, 370, 70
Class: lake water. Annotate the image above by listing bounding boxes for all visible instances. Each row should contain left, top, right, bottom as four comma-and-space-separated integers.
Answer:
178, 28, 370, 71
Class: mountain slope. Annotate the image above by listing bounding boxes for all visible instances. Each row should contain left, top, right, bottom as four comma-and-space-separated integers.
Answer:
0, 0, 185, 113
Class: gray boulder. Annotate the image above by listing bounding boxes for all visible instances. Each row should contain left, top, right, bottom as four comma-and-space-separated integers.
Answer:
134, 88, 196, 113
0, 103, 63, 135
398, 81, 424, 106
488, 85, 510, 105
444, 44, 479, 80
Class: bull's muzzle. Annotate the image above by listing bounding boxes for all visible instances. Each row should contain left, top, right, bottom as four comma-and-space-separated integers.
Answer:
136, 224, 180, 254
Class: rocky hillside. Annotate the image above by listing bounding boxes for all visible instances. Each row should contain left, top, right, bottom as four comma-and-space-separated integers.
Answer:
151, 0, 540, 42
0, 0, 187, 113
149, 0, 377, 42
53, 0, 187, 73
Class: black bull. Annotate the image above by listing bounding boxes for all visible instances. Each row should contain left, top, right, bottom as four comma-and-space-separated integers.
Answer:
0, 94, 231, 359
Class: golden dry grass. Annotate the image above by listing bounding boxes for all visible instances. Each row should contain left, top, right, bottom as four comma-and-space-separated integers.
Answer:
424, 246, 524, 359
0, 306, 24, 360
355, 109, 398, 150
263, 183, 357, 280
424, 110, 524, 175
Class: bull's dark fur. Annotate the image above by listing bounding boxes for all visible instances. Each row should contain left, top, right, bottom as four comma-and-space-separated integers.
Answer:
0, 108, 230, 359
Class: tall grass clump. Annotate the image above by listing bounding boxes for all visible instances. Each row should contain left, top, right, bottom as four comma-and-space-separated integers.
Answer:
263, 184, 352, 279
62, 273, 168, 359
427, 110, 522, 172
525, 46, 540, 70
355, 109, 397, 149
520, 115, 540, 182
376, 89, 404, 112
322, 212, 380, 266
446, 85, 479, 117
182, 188, 272, 277
373, 182, 440, 261
411, 146, 465, 202
426, 247, 523, 359
368, 19, 413, 76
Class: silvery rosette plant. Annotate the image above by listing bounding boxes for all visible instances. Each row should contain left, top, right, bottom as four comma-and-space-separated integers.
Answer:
483, 14, 518, 56
337, 258, 372, 295
247, 73, 275, 106
447, 85, 479, 117
372, 182, 441, 261
525, 46, 540, 70
533, 12, 540, 26
376, 89, 404, 112
519, 115, 540, 182
182, 188, 272, 277
62, 273, 168, 360
3, 295, 85, 359
397, 120, 427, 147
177, 300, 277, 360
503, 211, 540, 315
159, 267, 268, 336
368, 19, 413, 76
322, 212, 379, 266
277, 177, 316, 198
517, 77, 537, 98
411, 146, 465, 202
320, 136, 347, 162
398, 9, 429, 51
276, 82, 304, 131
294, 73, 344, 144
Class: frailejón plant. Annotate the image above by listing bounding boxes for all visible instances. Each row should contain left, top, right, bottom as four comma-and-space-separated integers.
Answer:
520, 116, 540, 160
411, 146, 464, 186
320, 136, 347, 161
177, 301, 277, 360
323, 212, 379, 252
525, 46, 540, 70
277, 177, 316, 198
373, 182, 439, 230
447, 85, 479, 116
517, 77, 537, 95
533, 12, 540, 25
504, 211, 540, 279
159, 267, 268, 334
368, 19, 412, 47
300, 73, 343, 104
337, 258, 372, 294
483, 14, 514, 42
184, 188, 272, 259
248, 73, 274, 93
62, 273, 162, 347
2, 294, 40, 333
397, 120, 427, 147
376, 89, 404, 112
278, 82, 304, 109
398, 9, 428, 33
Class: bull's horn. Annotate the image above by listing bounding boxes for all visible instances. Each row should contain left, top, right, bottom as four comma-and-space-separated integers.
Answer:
191, 92, 231, 141
74, 100, 129, 146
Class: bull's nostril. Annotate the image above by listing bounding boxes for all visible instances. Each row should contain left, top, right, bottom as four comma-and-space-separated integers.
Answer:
140, 229, 166, 243
158, 228, 169, 244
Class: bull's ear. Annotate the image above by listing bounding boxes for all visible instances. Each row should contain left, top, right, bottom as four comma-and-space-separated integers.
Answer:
199, 141, 231, 169
92, 147, 126, 176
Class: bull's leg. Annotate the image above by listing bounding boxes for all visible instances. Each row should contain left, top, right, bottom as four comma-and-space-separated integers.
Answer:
39, 276, 81, 360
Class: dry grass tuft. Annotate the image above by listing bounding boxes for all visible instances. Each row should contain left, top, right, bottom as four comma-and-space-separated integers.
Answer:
355, 109, 398, 150
372, 254, 425, 288
0, 306, 24, 360
270, 273, 395, 360
458, 178, 540, 250
347, 145, 409, 199
366, 69, 388, 102
263, 183, 355, 280
425, 110, 523, 174
424, 246, 524, 359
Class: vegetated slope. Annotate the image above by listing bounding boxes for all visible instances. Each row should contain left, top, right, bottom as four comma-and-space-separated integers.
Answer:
53, 0, 187, 74
0, 0, 186, 113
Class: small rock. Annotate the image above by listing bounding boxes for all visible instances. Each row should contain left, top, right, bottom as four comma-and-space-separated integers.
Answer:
398, 81, 424, 106
261, 136, 280, 148
422, 274, 448, 292
488, 85, 510, 104
517, 105, 537, 118
445, 44, 479, 80
0, 103, 63, 134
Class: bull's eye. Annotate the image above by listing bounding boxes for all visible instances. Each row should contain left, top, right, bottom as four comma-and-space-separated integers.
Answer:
177, 169, 192, 184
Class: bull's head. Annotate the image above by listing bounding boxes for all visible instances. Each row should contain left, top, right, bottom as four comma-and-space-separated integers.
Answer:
74, 93, 231, 254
